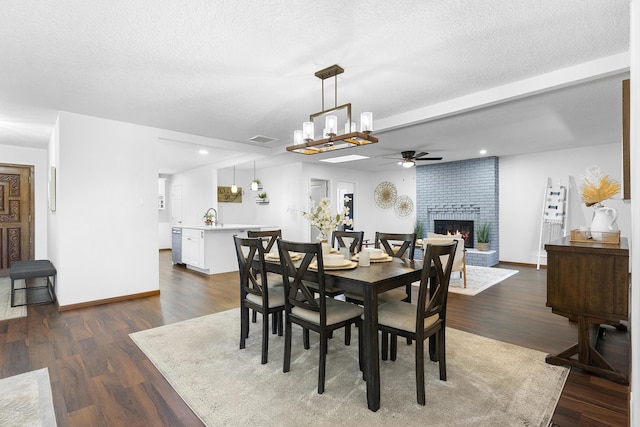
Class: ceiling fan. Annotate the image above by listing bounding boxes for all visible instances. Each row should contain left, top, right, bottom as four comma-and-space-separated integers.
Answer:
390, 151, 443, 168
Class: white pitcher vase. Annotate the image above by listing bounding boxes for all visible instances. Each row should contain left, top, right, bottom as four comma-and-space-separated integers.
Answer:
590, 205, 618, 241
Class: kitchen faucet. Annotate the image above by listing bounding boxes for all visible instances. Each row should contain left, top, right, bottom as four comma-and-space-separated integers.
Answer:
205, 207, 218, 226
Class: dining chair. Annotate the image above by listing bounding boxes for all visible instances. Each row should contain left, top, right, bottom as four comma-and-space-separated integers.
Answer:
247, 229, 284, 323
234, 235, 285, 365
375, 231, 417, 260
247, 229, 282, 253
343, 232, 417, 308
277, 239, 364, 394
377, 240, 457, 405
332, 230, 365, 254
424, 232, 467, 288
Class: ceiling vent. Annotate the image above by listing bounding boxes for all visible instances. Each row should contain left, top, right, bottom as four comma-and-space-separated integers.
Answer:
248, 135, 278, 144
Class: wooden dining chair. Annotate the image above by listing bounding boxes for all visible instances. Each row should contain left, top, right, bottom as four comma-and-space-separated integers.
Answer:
247, 229, 284, 323
332, 230, 364, 254
247, 229, 282, 253
277, 239, 364, 394
375, 231, 416, 260
377, 240, 457, 405
233, 235, 285, 365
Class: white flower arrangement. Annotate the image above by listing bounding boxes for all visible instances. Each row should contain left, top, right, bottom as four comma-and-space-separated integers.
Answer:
300, 197, 353, 241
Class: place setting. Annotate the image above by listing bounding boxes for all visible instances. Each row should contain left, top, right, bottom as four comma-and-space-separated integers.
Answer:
351, 247, 393, 263
310, 253, 357, 270
264, 251, 302, 263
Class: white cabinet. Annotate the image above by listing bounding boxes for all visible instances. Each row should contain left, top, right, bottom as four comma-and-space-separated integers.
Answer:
182, 228, 205, 268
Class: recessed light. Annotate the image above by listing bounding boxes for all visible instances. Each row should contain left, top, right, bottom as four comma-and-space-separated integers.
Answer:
319, 154, 369, 164
198, 149, 209, 155
479, 149, 487, 155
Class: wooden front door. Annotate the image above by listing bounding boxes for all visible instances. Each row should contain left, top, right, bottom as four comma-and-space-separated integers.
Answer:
0, 164, 34, 275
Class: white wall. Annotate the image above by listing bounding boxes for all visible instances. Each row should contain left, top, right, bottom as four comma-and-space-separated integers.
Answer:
170, 164, 218, 226
0, 144, 49, 259
51, 112, 160, 306
500, 143, 630, 265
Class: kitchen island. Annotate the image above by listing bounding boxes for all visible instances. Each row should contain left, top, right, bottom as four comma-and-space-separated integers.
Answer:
175, 224, 277, 275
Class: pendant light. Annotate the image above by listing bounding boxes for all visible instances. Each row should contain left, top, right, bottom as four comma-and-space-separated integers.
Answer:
231, 165, 238, 194
250, 161, 259, 191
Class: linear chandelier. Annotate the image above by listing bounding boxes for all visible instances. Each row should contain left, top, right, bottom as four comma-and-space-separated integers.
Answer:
286, 64, 378, 155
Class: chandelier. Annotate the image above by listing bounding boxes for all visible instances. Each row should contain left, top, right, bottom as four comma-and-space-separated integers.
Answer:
286, 64, 378, 155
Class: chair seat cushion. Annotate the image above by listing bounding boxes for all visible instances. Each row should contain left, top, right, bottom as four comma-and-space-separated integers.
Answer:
292, 298, 363, 326
377, 301, 439, 333
267, 280, 283, 288
246, 288, 285, 308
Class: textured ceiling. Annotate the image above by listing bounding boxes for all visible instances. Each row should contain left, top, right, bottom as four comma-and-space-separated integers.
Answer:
0, 0, 630, 173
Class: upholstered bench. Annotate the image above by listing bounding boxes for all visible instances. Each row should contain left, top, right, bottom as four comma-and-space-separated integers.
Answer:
9, 260, 57, 307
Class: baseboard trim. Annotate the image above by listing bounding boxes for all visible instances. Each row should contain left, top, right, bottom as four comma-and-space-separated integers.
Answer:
499, 260, 546, 269
58, 290, 161, 312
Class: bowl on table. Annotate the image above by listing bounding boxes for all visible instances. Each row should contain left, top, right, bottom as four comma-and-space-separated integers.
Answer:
323, 254, 345, 267
362, 248, 385, 259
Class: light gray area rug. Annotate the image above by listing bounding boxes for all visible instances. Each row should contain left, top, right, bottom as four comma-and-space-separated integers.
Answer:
130, 308, 568, 427
0, 277, 26, 321
414, 265, 519, 296
0, 368, 57, 426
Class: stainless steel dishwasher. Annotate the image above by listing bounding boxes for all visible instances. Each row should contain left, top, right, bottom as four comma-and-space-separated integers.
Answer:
171, 227, 183, 264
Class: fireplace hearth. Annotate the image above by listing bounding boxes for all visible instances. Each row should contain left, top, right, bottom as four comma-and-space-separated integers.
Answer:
434, 220, 474, 248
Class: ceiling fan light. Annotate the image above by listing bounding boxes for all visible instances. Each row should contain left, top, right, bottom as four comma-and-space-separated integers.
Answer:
402, 159, 415, 168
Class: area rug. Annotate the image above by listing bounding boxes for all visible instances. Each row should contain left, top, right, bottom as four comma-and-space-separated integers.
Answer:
415, 265, 519, 296
130, 308, 568, 427
0, 277, 26, 321
0, 368, 57, 426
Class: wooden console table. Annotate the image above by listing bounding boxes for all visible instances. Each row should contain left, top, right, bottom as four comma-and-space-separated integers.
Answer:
545, 236, 629, 384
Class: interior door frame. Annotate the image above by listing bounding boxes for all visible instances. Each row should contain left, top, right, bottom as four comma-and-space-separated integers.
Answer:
309, 178, 329, 242
0, 163, 35, 271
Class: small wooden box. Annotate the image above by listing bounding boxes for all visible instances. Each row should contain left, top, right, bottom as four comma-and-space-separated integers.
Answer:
570, 229, 621, 244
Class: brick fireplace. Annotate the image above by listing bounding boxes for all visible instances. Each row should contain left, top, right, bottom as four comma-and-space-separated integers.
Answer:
416, 156, 499, 266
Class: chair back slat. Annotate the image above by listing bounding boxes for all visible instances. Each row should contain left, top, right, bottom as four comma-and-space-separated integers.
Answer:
332, 230, 364, 253
416, 241, 457, 330
248, 229, 282, 253
278, 239, 325, 316
375, 232, 416, 259
233, 235, 269, 301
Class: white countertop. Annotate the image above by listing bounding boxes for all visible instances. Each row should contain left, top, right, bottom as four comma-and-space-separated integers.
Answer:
176, 224, 277, 231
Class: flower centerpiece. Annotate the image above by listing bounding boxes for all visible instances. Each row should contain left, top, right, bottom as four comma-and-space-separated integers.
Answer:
300, 197, 353, 242
580, 165, 620, 207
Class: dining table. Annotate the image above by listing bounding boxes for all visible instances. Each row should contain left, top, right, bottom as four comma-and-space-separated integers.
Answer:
262, 254, 424, 412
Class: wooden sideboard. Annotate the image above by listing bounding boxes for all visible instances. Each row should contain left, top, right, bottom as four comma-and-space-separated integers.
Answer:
545, 236, 629, 384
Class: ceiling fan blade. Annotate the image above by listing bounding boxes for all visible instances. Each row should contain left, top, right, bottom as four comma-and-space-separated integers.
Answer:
415, 157, 443, 161
413, 152, 429, 159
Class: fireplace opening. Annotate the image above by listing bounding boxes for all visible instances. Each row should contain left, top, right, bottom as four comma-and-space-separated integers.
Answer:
434, 220, 474, 248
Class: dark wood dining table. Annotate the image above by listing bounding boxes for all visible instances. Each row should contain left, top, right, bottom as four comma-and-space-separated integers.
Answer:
263, 256, 423, 412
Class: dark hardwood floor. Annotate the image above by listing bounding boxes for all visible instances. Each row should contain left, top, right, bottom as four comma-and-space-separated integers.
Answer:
0, 251, 629, 426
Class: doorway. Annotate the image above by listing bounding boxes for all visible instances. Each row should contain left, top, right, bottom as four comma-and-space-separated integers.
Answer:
0, 164, 34, 275
336, 181, 355, 230
309, 178, 328, 242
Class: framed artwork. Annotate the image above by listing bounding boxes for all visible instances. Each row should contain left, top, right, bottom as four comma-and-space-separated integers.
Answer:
217, 186, 243, 203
